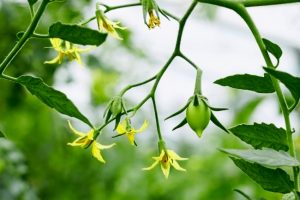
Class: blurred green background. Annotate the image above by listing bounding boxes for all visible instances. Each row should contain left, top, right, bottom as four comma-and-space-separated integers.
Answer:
1, 1, 300, 200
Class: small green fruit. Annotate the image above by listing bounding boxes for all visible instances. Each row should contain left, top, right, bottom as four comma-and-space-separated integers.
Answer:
186, 97, 211, 137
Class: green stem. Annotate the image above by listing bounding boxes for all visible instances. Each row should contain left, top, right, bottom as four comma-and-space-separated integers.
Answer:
174, 1, 198, 53
194, 68, 203, 95
234, 4, 299, 194
0, 0, 49, 75
151, 97, 163, 140
120, 75, 157, 96
150, 0, 198, 95
240, 0, 299, 7
178, 53, 200, 70
198, 0, 299, 7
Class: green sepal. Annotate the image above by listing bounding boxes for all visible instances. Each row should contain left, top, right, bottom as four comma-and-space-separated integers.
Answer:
113, 113, 122, 131
165, 99, 191, 120
105, 109, 112, 124
172, 118, 187, 131
103, 99, 113, 118
210, 112, 229, 133
208, 106, 228, 111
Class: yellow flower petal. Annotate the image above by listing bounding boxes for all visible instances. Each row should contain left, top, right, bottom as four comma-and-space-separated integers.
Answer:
170, 160, 186, 171
135, 120, 148, 133
68, 121, 85, 137
167, 150, 188, 161
160, 163, 170, 178
50, 38, 63, 51
116, 120, 127, 134
87, 130, 95, 140
142, 160, 160, 171
126, 132, 135, 146
98, 143, 116, 149
91, 142, 106, 163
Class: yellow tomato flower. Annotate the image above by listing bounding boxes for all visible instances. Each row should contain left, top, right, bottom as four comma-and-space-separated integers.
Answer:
96, 10, 126, 40
143, 149, 188, 178
147, 10, 160, 29
116, 118, 148, 146
45, 38, 88, 65
67, 121, 115, 163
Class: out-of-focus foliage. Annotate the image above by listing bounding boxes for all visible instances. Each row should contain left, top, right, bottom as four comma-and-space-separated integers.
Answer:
0, 138, 38, 200
0, 1, 296, 200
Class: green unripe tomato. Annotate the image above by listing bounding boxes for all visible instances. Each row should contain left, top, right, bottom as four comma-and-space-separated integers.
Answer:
186, 98, 211, 137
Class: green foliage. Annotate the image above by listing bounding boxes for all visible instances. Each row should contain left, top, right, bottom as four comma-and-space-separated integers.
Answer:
221, 148, 299, 168
263, 38, 283, 65
1, 0, 300, 199
230, 123, 288, 151
17, 75, 92, 127
231, 158, 294, 194
214, 74, 275, 93
49, 22, 107, 46
264, 67, 300, 104
0, 138, 38, 200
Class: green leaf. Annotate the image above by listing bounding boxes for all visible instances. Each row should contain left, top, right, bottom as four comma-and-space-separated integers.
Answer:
0, 131, 5, 138
214, 74, 274, 93
27, 0, 38, 6
210, 112, 229, 133
17, 75, 92, 127
231, 158, 294, 194
264, 67, 300, 103
230, 123, 288, 151
221, 148, 299, 168
49, 22, 107, 46
263, 38, 283, 63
